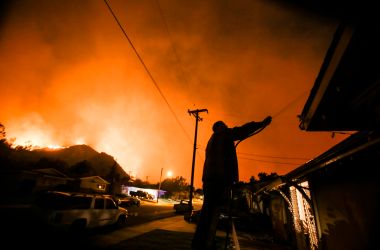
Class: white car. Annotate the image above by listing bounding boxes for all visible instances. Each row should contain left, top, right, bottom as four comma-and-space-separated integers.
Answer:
32, 191, 128, 231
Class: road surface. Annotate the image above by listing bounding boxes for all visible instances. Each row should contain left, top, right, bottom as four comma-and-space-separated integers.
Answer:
1, 199, 202, 249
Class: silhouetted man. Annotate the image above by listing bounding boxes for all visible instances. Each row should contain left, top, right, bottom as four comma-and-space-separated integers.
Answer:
191, 116, 272, 249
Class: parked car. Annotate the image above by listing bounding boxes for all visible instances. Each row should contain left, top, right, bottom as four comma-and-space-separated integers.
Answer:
118, 196, 141, 208
173, 200, 193, 214
32, 191, 128, 231
130, 190, 154, 200
184, 209, 200, 223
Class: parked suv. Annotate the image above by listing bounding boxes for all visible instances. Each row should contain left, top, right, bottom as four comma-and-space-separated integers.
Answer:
32, 191, 128, 231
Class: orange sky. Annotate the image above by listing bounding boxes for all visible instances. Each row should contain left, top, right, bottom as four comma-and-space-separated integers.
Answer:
0, 0, 350, 188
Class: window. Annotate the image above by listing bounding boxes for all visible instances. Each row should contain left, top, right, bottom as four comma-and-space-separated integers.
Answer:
94, 198, 104, 209
105, 198, 117, 209
68, 196, 92, 209
35, 193, 92, 210
35, 193, 66, 209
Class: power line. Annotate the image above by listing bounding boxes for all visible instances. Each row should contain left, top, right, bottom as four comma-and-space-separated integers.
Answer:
238, 152, 310, 161
155, 0, 190, 88
199, 145, 308, 162
154, 0, 204, 162
239, 157, 302, 166
210, 90, 309, 123
272, 89, 309, 118
103, 0, 192, 143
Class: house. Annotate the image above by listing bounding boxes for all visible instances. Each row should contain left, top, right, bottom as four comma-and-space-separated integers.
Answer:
254, 8, 380, 250
79, 176, 109, 193
17, 168, 73, 194
122, 185, 167, 200
17, 170, 112, 194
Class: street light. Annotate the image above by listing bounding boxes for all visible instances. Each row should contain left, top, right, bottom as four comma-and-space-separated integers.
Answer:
167, 170, 173, 178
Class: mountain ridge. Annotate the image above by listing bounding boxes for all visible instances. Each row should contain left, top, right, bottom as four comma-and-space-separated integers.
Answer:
1, 143, 129, 182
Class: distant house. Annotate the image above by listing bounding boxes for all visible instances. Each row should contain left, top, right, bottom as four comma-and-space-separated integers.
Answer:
18, 168, 73, 194
122, 185, 167, 200
80, 176, 109, 193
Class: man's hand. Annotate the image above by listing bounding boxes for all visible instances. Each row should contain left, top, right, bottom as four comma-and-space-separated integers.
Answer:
263, 116, 272, 126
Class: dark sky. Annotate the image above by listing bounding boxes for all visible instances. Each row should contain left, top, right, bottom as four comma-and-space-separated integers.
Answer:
0, 0, 351, 188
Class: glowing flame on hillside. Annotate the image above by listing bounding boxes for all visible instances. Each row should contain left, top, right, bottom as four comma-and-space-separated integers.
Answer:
10, 141, 66, 151
45, 145, 66, 150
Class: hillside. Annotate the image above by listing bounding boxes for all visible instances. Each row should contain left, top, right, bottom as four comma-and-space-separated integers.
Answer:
0, 142, 129, 182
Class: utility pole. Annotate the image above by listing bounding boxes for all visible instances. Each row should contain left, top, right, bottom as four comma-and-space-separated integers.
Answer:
157, 167, 163, 203
188, 108, 208, 211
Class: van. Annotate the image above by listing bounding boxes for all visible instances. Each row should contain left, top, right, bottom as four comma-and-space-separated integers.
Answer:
32, 191, 128, 231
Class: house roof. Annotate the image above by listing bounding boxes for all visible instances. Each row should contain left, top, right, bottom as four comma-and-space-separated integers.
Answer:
32, 168, 69, 178
80, 176, 110, 184
298, 11, 380, 131
256, 130, 380, 193
285, 130, 380, 181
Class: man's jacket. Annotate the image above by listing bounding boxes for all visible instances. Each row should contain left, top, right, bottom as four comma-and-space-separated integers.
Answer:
202, 121, 266, 186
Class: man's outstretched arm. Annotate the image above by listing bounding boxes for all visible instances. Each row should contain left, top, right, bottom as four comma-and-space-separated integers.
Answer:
231, 116, 272, 141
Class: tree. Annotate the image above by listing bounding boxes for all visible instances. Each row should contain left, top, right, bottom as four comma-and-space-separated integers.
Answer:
160, 176, 189, 200
119, 175, 131, 185
0, 123, 5, 141
173, 176, 188, 192
161, 176, 188, 192
105, 161, 118, 195
0, 123, 12, 168
132, 178, 145, 188
249, 176, 257, 184
258, 172, 278, 182
0, 123, 11, 149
